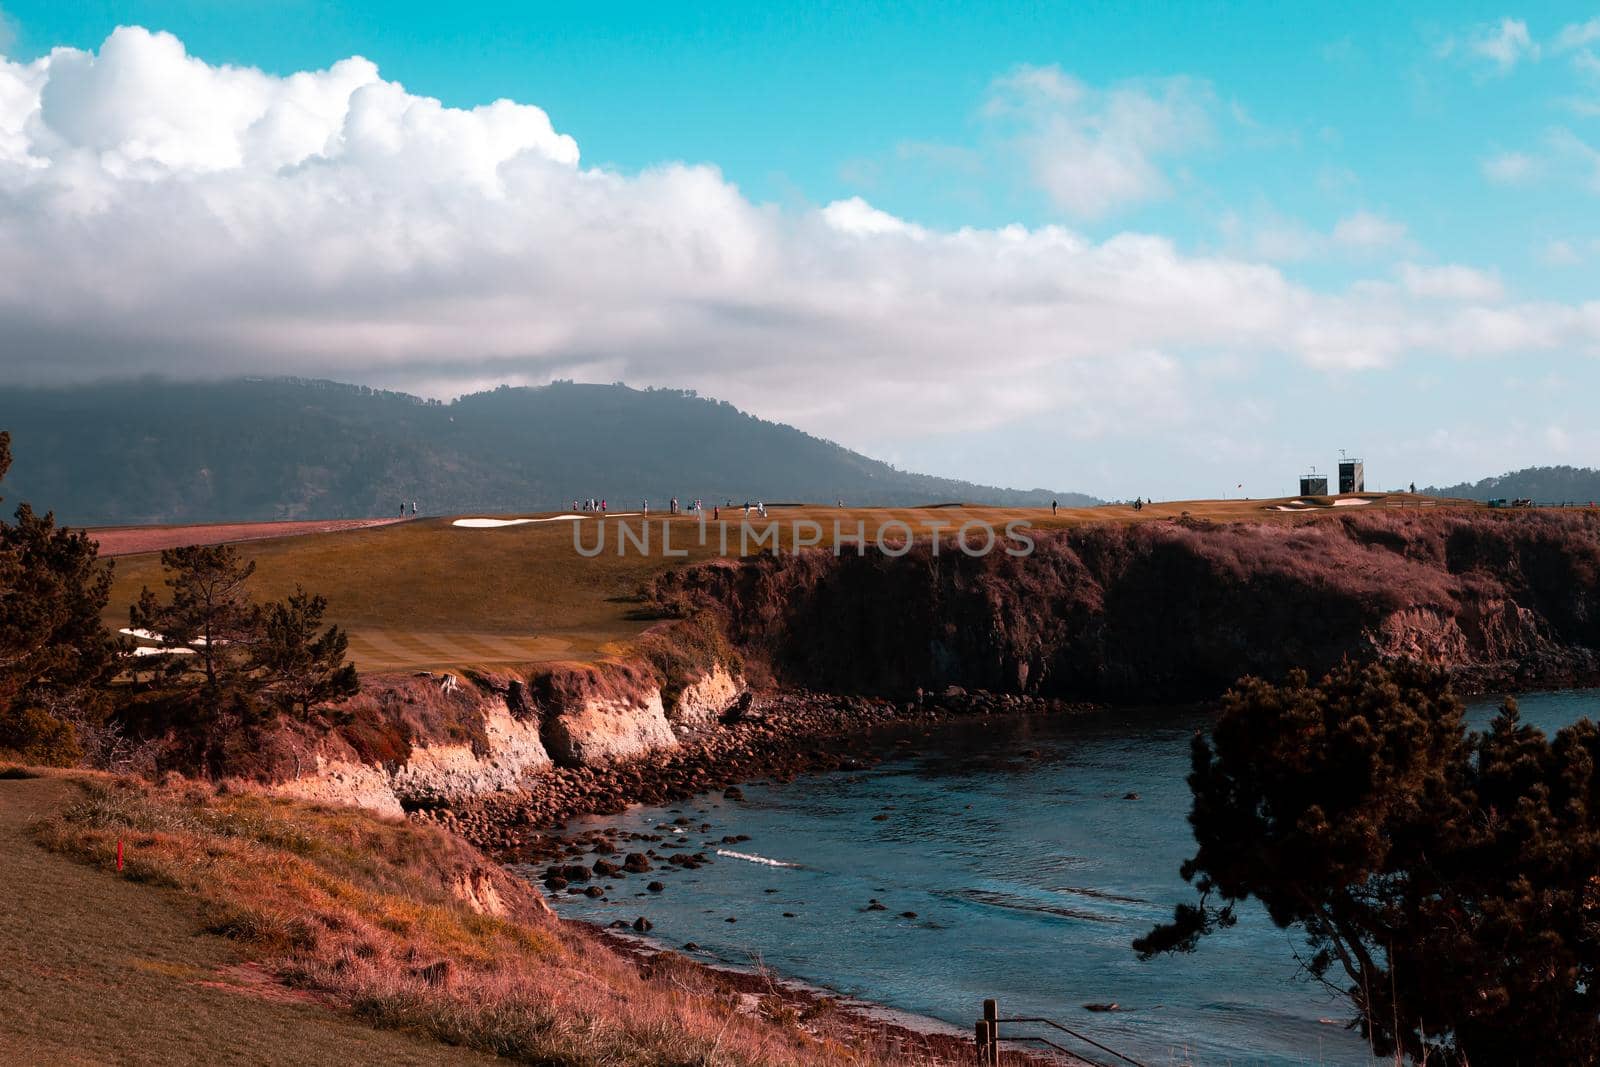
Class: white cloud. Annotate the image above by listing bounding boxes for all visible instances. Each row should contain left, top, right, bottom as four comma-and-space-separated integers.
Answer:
1467, 18, 1540, 73
1555, 18, 1600, 52
1331, 211, 1409, 250
984, 65, 1212, 220
1540, 238, 1600, 266
820, 196, 926, 237
1549, 127, 1600, 190
1482, 150, 1540, 184
1397, 263, 1504, 301
1542, 239, 1584, 266
1, 27, 1600, 450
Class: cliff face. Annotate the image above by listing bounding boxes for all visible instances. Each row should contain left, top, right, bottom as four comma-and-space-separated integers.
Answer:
528, 662, 680, 766
261, 511, 1600, 815
266, 633, 746, 816
273, 690, 556, 818
652, 511, 1600, 701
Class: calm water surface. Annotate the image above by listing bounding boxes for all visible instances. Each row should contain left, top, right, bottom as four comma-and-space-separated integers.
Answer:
538, 689, 1600, 1066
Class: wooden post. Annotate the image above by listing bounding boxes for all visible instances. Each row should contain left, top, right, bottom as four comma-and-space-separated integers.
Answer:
974, 1020, 990, 1064
983, 1000, 999, 1066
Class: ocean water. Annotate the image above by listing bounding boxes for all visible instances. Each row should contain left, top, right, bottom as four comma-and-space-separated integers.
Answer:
540, 689, 1600, 1066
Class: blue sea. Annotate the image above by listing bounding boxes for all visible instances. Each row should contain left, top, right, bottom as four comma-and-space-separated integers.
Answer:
538, 689, 1600, 1066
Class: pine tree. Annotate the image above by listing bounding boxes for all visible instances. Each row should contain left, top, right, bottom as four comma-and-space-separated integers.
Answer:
1135, 660, 1600, 1063
253, 586, 359, 719
0, 430, 127, 764
130, 547, 360, 736
130, 544, 259, 721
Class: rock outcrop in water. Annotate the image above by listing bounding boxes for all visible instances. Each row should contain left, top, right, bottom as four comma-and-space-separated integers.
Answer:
652, 511, 1600, 701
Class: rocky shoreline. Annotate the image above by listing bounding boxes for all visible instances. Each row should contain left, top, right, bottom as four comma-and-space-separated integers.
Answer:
424, 686, 1099, 860
579, 922, 1075, 1066
404, 687, 1100, 1065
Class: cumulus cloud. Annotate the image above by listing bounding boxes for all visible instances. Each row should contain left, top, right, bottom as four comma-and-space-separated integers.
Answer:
1, 27, 1599, 454
983, 65, 1212, 220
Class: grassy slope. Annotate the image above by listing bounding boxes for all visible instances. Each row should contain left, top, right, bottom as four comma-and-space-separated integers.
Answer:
102, 495, 1470, 672
16, 770, 925, 1067
0, 772, 493, 1066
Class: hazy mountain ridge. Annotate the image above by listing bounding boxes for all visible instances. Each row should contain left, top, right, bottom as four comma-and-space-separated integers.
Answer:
1425, 466, 1600, 504
0, 378, 1094, 525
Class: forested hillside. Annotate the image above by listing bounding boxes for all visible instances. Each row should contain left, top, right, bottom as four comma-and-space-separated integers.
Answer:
1426, 466, 1600, 504
0, 379, 1092, 524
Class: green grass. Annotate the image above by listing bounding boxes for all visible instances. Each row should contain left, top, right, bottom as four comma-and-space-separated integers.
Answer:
103, 496, 1471, 672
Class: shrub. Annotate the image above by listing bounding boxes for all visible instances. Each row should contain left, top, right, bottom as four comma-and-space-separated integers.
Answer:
0, 704, 83, 766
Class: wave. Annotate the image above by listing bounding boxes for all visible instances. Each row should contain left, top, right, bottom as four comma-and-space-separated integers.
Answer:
944, 888, 1121, 924
715, 849, 800, 868
1048, 884, 1148, 906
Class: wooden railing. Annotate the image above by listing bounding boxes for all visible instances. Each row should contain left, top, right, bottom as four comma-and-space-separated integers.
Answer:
974, 998, 1147, 1067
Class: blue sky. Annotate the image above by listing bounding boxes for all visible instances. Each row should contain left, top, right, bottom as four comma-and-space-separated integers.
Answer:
1, 3, 1598, 496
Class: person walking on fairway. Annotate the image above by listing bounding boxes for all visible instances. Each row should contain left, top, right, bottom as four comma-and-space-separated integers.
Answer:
1052, 500, 1057, 516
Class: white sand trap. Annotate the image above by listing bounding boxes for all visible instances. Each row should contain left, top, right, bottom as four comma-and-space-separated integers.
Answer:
453, 513, 648, 528
120, 627, 217, 646
130, 645, 194, 657
453, 515, 585, 528
1332, 498, 1373, 507
1271, 505, 1316, 512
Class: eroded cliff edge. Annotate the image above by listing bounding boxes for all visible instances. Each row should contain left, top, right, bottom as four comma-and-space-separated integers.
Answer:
262, 619, 748, 817
653, 510, 1600, 701
260, 510, 1600, 816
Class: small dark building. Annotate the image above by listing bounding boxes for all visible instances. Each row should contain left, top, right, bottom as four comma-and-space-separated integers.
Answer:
1300, 473, 1329, 496
1339, 458, 1365, 495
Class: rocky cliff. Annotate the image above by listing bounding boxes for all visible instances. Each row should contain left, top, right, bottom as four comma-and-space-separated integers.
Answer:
263, 511, 1600, 816
266, 629, 746, 816
652, 510, 1600, 701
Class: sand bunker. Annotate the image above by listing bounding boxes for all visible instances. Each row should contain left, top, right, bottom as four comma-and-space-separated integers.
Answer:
452, 515, 583, 528
1272, 497, 1378, 512
120, 627, 217, 646
453, 513, 643, 528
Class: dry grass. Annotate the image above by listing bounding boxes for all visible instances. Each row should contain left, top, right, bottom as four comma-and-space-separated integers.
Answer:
34, 775, 943, 1066
0, 771, 491, 1066
101, 496, 1474, 672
